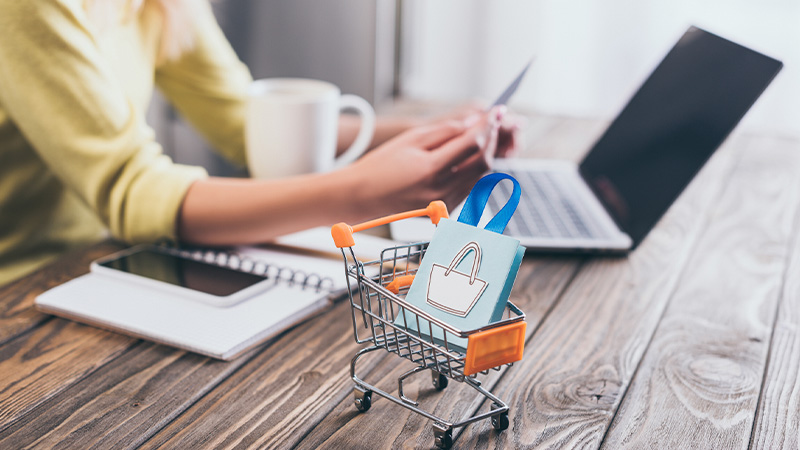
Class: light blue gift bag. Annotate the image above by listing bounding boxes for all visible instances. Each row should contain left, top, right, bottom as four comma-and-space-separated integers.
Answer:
397, 173, 525, 351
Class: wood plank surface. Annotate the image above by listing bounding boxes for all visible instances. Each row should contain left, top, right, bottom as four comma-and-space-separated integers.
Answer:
0, 240, 264, 448
0, 343, 257, 449
745, 138, 800, 450
600, 135, 800, 449
294, 257, 581, 450
0, 241, 122, 346
0, 319, 132, 433
452, 132, 740, 448
0, 242, 137, 433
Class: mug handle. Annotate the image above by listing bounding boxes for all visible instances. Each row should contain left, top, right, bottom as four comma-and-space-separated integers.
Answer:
335, 94, 376, 167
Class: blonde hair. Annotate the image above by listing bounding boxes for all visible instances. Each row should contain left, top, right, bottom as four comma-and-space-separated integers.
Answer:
84, 0, 196, 61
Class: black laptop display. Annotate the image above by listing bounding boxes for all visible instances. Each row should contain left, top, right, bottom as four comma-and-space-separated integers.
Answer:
579, 26, 783, 248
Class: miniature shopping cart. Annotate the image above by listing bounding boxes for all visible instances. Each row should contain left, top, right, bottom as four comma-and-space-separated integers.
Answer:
332, 201, 526, 449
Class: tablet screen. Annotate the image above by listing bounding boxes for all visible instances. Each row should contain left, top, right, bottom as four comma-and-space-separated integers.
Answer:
98, 248, 268, 297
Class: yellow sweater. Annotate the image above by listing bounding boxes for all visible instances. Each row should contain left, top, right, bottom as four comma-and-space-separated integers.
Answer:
0, 0, 252, 285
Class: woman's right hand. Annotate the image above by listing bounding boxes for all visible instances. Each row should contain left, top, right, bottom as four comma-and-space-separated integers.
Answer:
343, 106, 505, 220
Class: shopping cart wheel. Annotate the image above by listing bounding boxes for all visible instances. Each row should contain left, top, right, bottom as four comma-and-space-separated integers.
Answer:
431, 371, 448, 391
491, 412, 509, 431
353, 387, 372, 412
433, 423, 453, 449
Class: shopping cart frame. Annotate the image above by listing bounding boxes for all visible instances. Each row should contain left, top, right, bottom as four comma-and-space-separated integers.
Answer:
332, 201, 526, 449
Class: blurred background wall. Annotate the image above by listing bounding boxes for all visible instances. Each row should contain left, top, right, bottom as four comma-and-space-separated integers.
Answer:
151, 0, 800, 175
401, 0, 799, 138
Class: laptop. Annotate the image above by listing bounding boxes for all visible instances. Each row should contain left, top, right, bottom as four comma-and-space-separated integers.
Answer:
391, 26, 783, 254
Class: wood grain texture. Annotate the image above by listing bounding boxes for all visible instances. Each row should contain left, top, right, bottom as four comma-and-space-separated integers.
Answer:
0, 241, 134, 433
138, 297, 381, 450
0, 241, 123, 346
453, 132, 740, 448
0, 319, 132, 432
747, 138, 800, 450
294, 257, 582, 450
0, 342, 257, 449
0, 241, 281, 449
601, 136, 800, 449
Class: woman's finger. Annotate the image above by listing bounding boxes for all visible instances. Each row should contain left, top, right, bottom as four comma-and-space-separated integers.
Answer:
399, 119, 470, 150
429, 130, 482, 174
429, 109, 501, 172
450, 119, 499, 176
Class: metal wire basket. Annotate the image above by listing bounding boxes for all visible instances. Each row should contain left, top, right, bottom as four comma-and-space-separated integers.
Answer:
332, 201, 526, 449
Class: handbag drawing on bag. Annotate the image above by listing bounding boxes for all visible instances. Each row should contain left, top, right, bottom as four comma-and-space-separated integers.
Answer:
427, 242, 487, 318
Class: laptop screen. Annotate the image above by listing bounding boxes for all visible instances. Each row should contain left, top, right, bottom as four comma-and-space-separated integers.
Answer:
578, 26, 782, 248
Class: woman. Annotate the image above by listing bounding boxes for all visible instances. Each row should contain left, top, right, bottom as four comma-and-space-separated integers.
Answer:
0, 0, 517, 286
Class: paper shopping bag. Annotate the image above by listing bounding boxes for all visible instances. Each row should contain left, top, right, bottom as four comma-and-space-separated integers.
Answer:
396, 173, 525, 351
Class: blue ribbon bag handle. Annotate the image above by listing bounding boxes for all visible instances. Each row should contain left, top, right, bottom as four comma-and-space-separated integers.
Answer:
456, 173, 522, 234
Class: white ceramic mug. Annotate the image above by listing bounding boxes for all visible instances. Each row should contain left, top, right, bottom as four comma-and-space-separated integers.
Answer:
245, 78, 376, 179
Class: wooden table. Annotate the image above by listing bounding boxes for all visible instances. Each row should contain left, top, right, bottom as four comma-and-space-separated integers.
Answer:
2, 115, 800, 449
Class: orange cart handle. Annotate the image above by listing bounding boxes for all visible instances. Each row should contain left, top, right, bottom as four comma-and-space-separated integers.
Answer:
331, 201, 448, 248
385, 274, 416, 294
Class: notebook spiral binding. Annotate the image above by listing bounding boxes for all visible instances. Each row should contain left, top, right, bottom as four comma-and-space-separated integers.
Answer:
155, 242, 336, 293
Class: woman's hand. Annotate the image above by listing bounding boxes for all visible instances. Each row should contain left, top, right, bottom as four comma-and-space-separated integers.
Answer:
343, 107, 504, 219
430, 104, 522, 158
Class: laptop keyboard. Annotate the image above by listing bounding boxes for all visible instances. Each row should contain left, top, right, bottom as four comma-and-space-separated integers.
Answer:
488, 169, 608, 240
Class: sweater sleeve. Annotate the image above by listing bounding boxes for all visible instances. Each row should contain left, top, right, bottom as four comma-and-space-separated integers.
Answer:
0, 0, 207, 244
155, 0, 253, 167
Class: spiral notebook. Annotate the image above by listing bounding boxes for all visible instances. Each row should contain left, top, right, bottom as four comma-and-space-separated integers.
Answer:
35, 228, 391, 360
